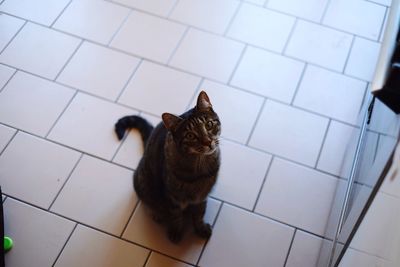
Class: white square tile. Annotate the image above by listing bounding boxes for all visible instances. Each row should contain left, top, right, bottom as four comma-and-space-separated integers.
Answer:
112, 0, 177, 16
113, 113, 160, 169
51, 155, 138, 235
169, 0, 240, 34
123, 199, 221, 264
0, 123, 16, 152
48, 93, 137, 160
0, 13, 25, 52
0, 64, 15, 89
293, 65, 367, 124
199, 204, 294, 267
345, 37, 381, 81
317, 121, 358, 178
255, 158, 338, 235
4, 198, 75, 267
249, 100, 329, 166
170, 28, 245, 83
53, 0, 130, 44
285, 20, 353, 72
57, 42, 140, 101
267, 0, 330, 22
146, 253, 191, 267
227, 3, 295, 52
323, 0, 386, 40
0, 0, 70, 26
55, 225, 149, 267
212, 140, 272, 209
192, 80, 264, 143
285, 230, 323, 267
0, 72, 75, 136
111, 11, 186, 63
118, 61, 200, 115
231, 46, 304, 103
0, 132, 80, 208
0, 23, 81, 79
340, 248, 387, 267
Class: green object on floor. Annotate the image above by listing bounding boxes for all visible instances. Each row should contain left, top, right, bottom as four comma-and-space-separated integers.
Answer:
4, 236, 13, 252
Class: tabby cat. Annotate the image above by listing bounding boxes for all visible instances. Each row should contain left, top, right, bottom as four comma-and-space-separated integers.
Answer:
115, 91, 221, 243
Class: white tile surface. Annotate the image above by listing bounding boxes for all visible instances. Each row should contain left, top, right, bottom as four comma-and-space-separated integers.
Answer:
0, 132, 80, 208
317, 121, 358, 178
340, 248, 387, 267
345, 37, 381, 81
199, 204, 294, 267
170, 0, 240, 34
170, 28, 244, 83
0, 23, 81, 79
323, 0, 386, 40
0, 123, 16, 152
249, 100, 329, 166
112, 0, 177, 16
111, 11, 186, 63
51, 155, 138, 235
0, 0, 70, 26
53, 0, 130, 44
193, 80, 264, 143
48, 93, 137, 160
0, 64, 15, 89
0, 72, 75, 136
0, 13, 25, 52
285, 230, 323, 267
57, 42, 140, 100
267, 0, 330, 22
146, 253, 191, 267
227, 3, 295, 52
4, 198, 75, 267
55, 225, 149, 267
118, 61, 200, 115
368, 0, 392, 6
212, 140, 272, 209
123, 199, 221, 264
285, 20, 353, 72
255, 158, 338, 235
244, 0, 265, 5
294, 65, 367, 124
231, 46, 304, 103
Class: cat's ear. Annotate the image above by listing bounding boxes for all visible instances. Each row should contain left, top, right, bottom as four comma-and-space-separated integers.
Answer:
196, 91, 212, 111
162, 113, 183, 132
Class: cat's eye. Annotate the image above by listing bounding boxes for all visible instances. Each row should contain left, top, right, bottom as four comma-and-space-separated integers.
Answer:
186, 133, 196, 140
206, 121, 213, 130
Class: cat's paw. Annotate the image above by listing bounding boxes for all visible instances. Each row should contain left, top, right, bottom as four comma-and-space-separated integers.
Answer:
167, 228, 184, 244
195, 223, 212, 239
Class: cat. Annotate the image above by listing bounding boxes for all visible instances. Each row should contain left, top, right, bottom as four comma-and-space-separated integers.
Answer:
115, 91, 221, 243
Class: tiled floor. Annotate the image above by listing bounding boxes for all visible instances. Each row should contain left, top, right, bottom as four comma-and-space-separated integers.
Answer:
0, 0, 388, 266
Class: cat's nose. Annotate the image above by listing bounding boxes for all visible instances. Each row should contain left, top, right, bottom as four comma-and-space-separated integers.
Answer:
202, 138, 212, 147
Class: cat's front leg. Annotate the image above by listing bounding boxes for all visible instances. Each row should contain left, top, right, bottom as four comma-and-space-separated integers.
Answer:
166, 207, 185, 243
189, 201, 212, 239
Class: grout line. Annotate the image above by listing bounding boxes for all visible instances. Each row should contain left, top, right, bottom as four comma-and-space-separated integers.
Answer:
51, 223, 78, 267
0, 67, 18, 94
107, 9, 133, 46
0, 129, 18, 157
289, 63, 307, 105
227, 44, 247, 85
377, 6, 389, 42
365, 0, 392, 8
45, 90, 78, 138
341, 34, 356, 74
115, 59, 143, 103
314, 119, 332, 169
223, 1, 242, 36
120, 200, 140, 238
245, 97, 266, 146
48, 153, 84, 211
142, 251, 153, 267
283, 229, 297, 267
282, 17, 298, 55
166, 26, 190, 65
50, 0, 73, 28
53, 39, 84, 81
0, 20, 27, 55
251, 156, 274, 212
319, 0, 333, 24
166, 0, 180, 18
195, 200, 225, 266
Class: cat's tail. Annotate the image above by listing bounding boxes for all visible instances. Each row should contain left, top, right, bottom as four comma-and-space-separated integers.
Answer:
115, 115, 154, 146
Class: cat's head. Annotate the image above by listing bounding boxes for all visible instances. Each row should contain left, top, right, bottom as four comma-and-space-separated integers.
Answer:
162, 91, 221, 155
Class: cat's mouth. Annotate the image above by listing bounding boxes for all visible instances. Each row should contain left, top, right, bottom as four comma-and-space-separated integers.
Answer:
188, 145, 217, 155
